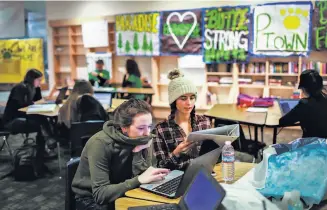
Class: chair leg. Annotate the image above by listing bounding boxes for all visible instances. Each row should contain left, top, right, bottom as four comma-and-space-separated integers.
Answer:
3, 136, 14, 165
57, 142, 62, 179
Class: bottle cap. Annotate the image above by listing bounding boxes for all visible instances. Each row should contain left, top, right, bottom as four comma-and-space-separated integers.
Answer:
225, 141, 231, 145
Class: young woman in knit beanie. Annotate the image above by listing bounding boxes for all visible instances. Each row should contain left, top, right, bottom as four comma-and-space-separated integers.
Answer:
152, 69, 212, 170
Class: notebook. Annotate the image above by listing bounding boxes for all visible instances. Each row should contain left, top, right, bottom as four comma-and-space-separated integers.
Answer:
27, 104, 57, 114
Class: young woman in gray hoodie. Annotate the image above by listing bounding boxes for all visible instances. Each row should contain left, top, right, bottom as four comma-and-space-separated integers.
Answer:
72, 99, 169, 210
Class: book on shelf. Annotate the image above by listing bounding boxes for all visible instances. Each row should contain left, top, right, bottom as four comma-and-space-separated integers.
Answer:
239, 63, 265, 74
303, 61, 327, 75
269, 62, 298, 74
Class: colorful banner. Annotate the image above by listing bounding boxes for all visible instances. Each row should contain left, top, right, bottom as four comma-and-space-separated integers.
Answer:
203, 6, 250, 63
252, 2, 313, 56
115, 12, 160, 56
0, 38, 44, 83
160, 9, 202, 55
313, 1, 327, 51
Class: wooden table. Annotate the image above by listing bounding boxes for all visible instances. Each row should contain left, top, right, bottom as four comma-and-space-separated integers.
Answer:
205, 102, 291, 144
123, 162, 254, 205
94, 87, 155, 95
205, 104, 267, 142
18, 98, 125, 117
115, 198, 162, 210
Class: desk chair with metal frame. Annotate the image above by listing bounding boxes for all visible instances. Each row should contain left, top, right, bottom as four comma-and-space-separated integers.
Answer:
69, 120, 104, 157
65, 157, 80, 210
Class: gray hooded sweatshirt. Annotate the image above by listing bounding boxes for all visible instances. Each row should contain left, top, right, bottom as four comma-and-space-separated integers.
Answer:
72, 121, 153, 209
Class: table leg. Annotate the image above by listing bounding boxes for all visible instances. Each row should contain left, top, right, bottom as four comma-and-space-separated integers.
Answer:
273, 127, 277, 144
260, 126, 264, 143
254, 126, 258, 142
248, 125, 252, 141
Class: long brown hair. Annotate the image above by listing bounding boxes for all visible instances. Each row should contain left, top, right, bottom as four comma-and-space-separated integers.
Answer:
58, 80, 93, 128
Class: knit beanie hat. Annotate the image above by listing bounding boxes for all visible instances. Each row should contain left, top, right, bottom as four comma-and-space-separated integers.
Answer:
167, 69, 197, 104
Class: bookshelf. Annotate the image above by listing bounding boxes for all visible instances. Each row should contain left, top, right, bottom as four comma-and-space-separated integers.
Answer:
49, 17, 327, 119
49, 18, 116, 92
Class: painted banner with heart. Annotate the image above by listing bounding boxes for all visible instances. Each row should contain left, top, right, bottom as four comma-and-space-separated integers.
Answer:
312, 1, 327, 51
115, 12, 160, 56
160, 9, 202, 55
203, 6, 250, 63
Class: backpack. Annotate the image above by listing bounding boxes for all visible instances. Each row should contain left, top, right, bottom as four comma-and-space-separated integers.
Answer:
13, 138, 44, 181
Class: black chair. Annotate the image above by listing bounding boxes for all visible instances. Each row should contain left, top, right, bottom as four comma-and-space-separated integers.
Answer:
70, 120, 104, 157
65, 157, 80, 210
0, 114, 14, 164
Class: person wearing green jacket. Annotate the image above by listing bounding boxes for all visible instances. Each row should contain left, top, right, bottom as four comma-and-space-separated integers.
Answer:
72, 99, 169, 210
122, 59, 145, 100
89, 59, 111, 87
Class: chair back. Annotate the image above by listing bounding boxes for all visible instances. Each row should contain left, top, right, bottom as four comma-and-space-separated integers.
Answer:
70, 120, 104, 157
65, 157, 80, 210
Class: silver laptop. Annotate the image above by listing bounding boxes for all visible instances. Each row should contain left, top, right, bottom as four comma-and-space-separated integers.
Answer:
140, 147, 221, 198
94, 92, 113, 107
187, 124, 241, 150
277, 99, 299, 116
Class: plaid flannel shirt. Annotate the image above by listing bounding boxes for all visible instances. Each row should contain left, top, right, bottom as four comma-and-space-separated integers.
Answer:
152, 114, 211, 170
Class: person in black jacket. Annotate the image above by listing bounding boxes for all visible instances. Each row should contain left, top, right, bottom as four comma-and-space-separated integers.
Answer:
3, 69, 48, 157
279, 70, 327, 138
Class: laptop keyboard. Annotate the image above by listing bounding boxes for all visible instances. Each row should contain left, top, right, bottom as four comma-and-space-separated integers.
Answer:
152, 175, 182, 195
143, 204, 179, 210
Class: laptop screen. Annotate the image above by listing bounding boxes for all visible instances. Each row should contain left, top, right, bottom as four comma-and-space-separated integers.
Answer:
184, 170, 223, 210
279, 99, 299, 115
94, 93, 112, 107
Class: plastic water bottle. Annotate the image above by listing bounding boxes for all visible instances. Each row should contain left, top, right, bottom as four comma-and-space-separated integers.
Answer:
94, 80, 99, 88
288, 191, 303, 210
222, 141, 235, 182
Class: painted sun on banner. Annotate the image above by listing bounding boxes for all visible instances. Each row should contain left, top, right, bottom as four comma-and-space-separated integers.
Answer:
115, 12, 160, 56
252, 2, 313, 56
203, 6, 250, 63
0, 38, 44, 83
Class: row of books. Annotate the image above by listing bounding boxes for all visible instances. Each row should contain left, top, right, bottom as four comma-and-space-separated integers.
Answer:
239, 63, 265, 73
269, 62, 299, 74
303, 62, 327, 75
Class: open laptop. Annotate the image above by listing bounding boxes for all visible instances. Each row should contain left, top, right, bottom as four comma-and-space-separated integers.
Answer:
94, 92, 113, 108
44, 86, 68, 105
277, 99, 299, 116
130, 168, 226, 210
140, 147, 221, 198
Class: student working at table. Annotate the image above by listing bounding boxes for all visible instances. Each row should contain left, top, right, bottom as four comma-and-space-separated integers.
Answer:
57, 80, 107, 140
3, 69, 52, 160
279, 70, 327, 138
89, 59, 111, 87
72, 99, 169, 210
152, 69, 212, 170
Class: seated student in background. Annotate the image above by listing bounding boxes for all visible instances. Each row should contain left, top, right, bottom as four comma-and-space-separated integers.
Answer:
3, 69, 51, 158
58, 80, 94, 130
122, 59, 145, 100
89, 59, 111, 87
72, 99, 169, 210
76, 94, 108, 122
279, 70, 327, 138
152, 69, 212, 170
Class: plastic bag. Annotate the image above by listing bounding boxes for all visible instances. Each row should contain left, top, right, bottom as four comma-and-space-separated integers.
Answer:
255, 138, 327, 207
